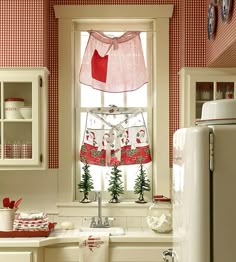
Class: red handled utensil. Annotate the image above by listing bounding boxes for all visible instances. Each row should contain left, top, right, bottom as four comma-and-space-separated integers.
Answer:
14, 198, 23, 208
2, 197, 22, 209
9, 200, 15, 209
2, 197, 10, 208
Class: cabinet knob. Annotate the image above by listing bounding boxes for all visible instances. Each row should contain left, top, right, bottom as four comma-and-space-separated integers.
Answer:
163, 248, 178, 262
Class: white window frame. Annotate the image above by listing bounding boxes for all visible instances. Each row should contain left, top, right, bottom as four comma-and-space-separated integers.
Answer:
75, 25, 152, 201
54, 5, 173, 202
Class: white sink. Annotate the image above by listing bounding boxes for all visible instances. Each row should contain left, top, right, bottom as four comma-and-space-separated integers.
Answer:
79, 227, 126, 236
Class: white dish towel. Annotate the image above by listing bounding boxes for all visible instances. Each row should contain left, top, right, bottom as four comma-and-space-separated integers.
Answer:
79, 233, 109, 262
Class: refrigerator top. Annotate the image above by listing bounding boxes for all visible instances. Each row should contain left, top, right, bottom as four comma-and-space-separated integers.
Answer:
195, 118, 236, 125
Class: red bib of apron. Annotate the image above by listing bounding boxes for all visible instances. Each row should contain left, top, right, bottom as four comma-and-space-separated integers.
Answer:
91, 49, 108, 83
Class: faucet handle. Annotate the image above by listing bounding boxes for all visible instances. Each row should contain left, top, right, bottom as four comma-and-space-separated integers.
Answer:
84, 217, 97, 227
93, 192, 98, 202
104, 217, 115, 227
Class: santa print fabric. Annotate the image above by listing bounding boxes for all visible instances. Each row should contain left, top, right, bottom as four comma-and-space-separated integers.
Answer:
79, 31, 148, 93
79, 107, 152, 166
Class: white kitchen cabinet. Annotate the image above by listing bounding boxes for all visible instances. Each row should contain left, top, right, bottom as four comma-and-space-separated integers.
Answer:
0, 251, 32, 262
110, 244, 171, 262
44, 243, 172, 262
44, 245, 79, 262
0, 67, 48, 169
0, 247, 44, 262
179, 67, 236, 127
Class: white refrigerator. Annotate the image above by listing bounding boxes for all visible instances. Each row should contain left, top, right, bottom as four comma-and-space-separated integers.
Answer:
167, 124, 236, 262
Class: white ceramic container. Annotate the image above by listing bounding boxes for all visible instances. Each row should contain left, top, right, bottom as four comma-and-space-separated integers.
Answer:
19, 106, 32, 119
201, 99, 236, 120
4, 98, 24, 119
0, 208, 16, 231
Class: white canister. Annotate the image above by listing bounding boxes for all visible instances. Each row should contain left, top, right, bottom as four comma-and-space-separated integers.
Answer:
0, 208, 16, 231
4, 98, 24, 119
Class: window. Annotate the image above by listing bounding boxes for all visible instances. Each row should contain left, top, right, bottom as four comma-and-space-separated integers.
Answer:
74, 24, 153, 200
55, 5, 173, 202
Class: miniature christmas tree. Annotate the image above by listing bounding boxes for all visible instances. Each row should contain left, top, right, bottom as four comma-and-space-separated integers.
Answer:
108, 158, 124, 203
134, 163, 151, 203
78, 163, 94, 203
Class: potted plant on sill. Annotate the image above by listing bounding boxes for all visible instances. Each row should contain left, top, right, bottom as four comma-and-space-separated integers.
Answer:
78, 162, 94, 203
108, 158, 124, 203
134, 163, 151, 203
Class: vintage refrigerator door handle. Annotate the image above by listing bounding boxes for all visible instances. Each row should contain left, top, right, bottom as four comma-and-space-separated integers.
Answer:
209, 132, 214, 172
163, 248, 178, 262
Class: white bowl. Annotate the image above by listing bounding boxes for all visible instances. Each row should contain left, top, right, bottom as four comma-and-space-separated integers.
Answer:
201, 99, 236, 120
19, 107, 32, 119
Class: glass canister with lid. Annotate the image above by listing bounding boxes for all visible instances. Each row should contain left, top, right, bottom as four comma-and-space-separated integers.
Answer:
146, 195, 172, 233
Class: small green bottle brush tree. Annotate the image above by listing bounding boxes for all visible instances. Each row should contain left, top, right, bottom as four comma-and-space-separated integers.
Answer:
134, 163, 151, 203
78, 162, 94, 203
108, 158, 124, 203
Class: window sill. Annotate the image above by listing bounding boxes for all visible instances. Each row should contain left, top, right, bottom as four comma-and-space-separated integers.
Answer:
56, 201, 152, 218
57, 201, 151, 208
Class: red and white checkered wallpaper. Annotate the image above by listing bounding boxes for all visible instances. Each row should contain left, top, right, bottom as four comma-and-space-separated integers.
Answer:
180, 0, 206, 67
0, 0, 47, 66
0, 0, 213, 168
206, 0, 236, 67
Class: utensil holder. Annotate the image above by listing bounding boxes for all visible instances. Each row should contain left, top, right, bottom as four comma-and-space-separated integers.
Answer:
0, 208, 16, 231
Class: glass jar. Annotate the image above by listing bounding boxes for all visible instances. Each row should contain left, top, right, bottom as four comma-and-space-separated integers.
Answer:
146, 195, 172, 233
225, 84, 234, 99
216, 84, 223, 99
200, 84, 211, 100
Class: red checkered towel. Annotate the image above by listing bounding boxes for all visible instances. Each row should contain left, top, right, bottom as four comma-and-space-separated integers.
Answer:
13, 212, 49, 231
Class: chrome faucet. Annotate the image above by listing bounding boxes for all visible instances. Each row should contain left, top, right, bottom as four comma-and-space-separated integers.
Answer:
97, 191, 103, 225
90, 191, 111, 228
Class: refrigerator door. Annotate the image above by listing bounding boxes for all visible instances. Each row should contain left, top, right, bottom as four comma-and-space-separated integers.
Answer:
211, 125, 236, 262
172, 126, 211, 262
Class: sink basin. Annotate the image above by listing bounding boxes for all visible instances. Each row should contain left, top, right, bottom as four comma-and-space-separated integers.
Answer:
79, 227, 126, 236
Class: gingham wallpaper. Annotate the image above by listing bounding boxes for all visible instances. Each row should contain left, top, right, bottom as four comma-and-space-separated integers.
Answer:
206, 0, 236, 67
180, 0, 206, 67
0, 0, 211, 168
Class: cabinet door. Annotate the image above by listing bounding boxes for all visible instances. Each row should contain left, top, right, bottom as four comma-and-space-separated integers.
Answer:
44, 246, 79, 262
110, 246, 172, 262
0, 68, 48, 169
195, 80, 235, 121
180, 67, 236, 127
0, 251, 32, 262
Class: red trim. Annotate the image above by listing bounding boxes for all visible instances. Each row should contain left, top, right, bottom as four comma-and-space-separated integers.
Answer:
4, 98, 24, 102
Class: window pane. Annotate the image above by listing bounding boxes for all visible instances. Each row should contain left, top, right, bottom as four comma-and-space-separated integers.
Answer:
140, 32, 147, 64
125, 165, 139, 191
81, 84, 101, 107
80, 32, 89, 56
127, 85, 147, 107
80, 112, 87, 143
104, 92, 124, 107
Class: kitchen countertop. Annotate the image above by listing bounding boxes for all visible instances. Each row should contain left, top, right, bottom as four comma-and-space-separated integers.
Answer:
0, 228, 174, 248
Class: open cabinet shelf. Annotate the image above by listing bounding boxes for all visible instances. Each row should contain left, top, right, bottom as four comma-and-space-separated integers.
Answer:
0, 67, 48, 170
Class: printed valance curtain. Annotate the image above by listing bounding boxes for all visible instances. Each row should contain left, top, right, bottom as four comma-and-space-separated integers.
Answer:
80, 107, 152, 166
79, 31, 148, 93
